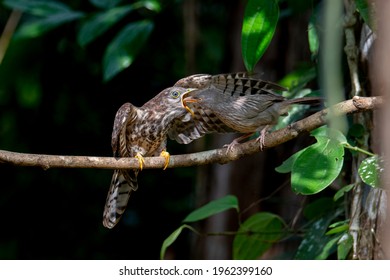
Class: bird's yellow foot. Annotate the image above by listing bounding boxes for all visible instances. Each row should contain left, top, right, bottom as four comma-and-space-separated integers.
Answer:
160, 150, 170, 170
135, 153, 145, 170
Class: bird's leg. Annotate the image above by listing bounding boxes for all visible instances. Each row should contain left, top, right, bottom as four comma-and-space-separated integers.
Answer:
160, 150, 170, 170
224, 133, 254, 153
255, 125, 270, 151
134, 152, 145, 170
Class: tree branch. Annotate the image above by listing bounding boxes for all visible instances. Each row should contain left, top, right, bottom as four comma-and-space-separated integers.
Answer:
0, 96, 382, 170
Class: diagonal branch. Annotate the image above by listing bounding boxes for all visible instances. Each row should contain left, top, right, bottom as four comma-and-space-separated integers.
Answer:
0, 96, 383, 170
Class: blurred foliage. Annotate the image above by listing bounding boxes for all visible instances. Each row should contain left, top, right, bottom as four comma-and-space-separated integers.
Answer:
0, 0, 377, 260
0, 0, 236, 259
3, 0, 161, 81
159, 0, 378, 260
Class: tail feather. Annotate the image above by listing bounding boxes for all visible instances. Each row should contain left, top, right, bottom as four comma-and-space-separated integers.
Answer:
287, 97, 323, 105
102, 169, 138, 229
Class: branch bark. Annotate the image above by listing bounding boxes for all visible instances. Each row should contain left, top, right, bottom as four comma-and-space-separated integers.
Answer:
0, 96, 383, 170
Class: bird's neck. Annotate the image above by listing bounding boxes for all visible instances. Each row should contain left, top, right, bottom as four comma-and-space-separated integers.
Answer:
141, 107, 182, 133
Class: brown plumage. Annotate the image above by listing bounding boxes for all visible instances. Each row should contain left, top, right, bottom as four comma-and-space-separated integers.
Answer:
104, 73, 320, 228
177, 73, 321, 149
103, 86, 194, 229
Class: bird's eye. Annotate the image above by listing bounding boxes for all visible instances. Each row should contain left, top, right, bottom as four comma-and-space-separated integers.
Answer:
170, 90, 181, 99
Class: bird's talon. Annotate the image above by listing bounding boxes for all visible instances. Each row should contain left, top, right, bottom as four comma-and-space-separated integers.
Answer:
223, 133, 254, 154
160, 150, 170, 170
135, 153, 145, 170
223, 142, 238, 154
256, 126, 269, 151
256, 137, 265, 151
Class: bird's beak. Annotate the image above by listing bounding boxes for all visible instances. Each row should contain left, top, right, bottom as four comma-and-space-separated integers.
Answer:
181, 89, 198, 117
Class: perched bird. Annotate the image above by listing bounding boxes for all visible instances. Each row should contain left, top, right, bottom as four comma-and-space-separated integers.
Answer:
177, 73, 321, 150
103, 73, 320, 228
103, 86, 195, 229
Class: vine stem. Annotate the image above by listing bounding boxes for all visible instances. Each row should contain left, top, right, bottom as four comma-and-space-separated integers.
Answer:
343, 143, 376, 157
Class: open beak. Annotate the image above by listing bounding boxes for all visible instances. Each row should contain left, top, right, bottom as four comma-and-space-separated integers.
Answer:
181, 89, 199, 117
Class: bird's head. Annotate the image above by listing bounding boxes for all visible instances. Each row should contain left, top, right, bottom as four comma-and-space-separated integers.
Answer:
160, 87, 193, 103
174, 74, 212, 88
151, 87, 197, 117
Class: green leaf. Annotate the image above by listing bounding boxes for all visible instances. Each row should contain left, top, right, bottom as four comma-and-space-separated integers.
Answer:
310, 126, 328, 137
337, 233, 353, 260
355, 0, 375, 29
3, 0, 84, 39
358, 155, 381, 188
3, 0, 73, 16
15, 75, 42, 108
160, 225, 195, 260
183, 195, 239, 223
327, 130, 348, 145
315, 235, 340, 260
233, 212, 286, 260
311, 126, 348, 144
275, 147, 308, 173
308, 21, 319, 57
78, 6, 134, 47
278, 127, 346, 195
333, 184, 354, 201
295, 209, 343, 259
274, 88, 321, 130
307, 3, 322, 59
329, 220, 349, 228
137, 0, 162, 12
89, 0, 122, 9
326, 224, 349, 235
291, 137, 344, 194
103, 20, 154, 81
303, 197, 336, 220
278, 66, 317, 90
15, 12, 84, 39
241, 0, 279, 72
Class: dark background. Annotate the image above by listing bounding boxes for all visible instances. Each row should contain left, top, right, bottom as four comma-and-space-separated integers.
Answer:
0, 0, 318, 259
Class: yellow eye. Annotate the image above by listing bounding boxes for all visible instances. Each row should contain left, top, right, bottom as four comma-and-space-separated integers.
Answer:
170, 90, 181, 98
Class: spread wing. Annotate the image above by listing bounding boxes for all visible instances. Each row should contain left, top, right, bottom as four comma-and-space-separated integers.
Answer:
168, 73, 286, 143
168, 104, 235, 144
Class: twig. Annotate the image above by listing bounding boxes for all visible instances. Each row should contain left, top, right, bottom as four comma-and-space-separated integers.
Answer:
0, 10, 22, 64
0, 96, 383, 170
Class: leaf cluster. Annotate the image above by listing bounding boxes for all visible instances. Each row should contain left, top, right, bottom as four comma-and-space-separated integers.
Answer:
3, 0, 161, 81
160, 0, 379, 260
